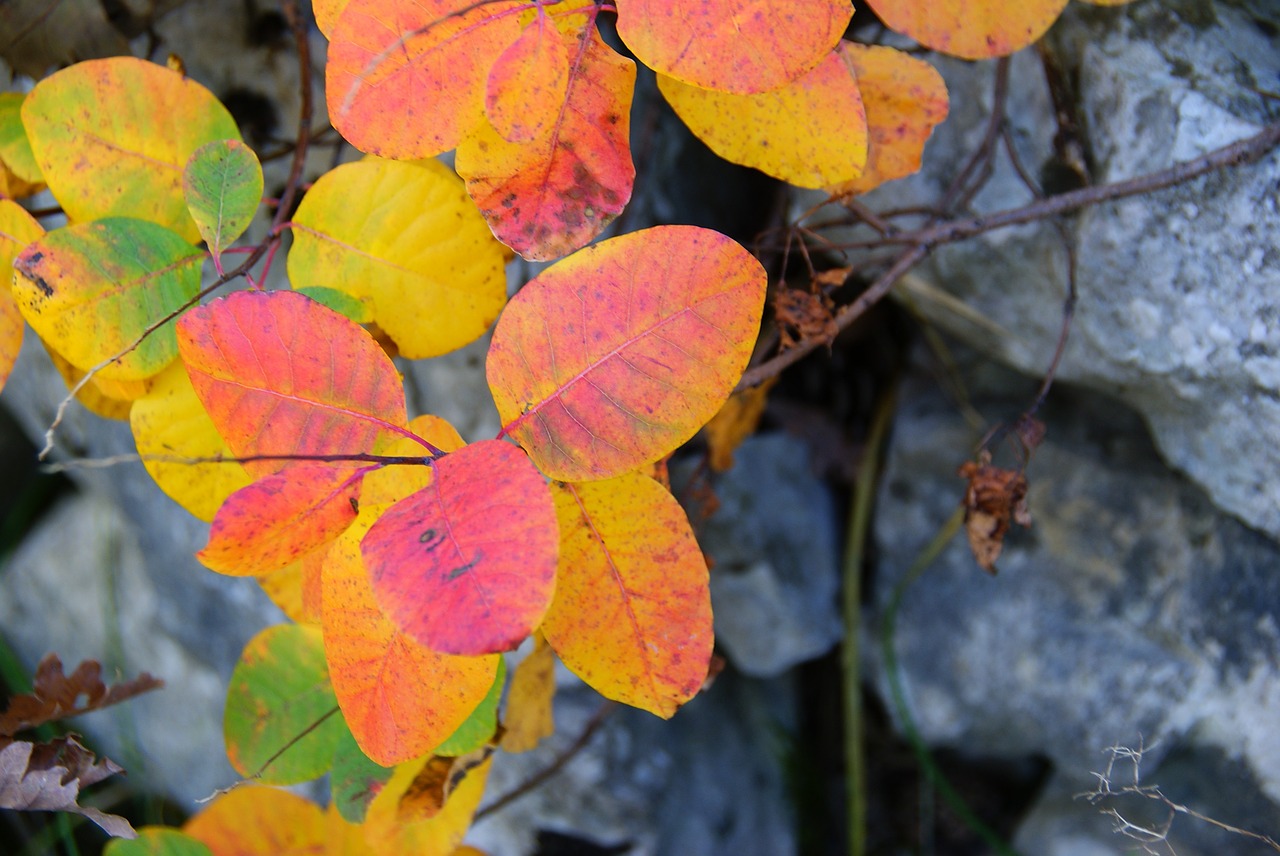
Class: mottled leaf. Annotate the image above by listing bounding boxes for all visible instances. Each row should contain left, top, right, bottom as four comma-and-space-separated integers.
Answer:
326, 0, 523, 158
182, 139, 263, 258
616, 0, 851, 94
21, 57, 241, 242
198, 465, 365, 576
288, 158, 507, 358
323, 509, 499, 766
658, 44, 867, 189
13, 218, 202, 382
224, 624, 344, 784
864, 0, 1070, 59
543, 474, 712, 717
106, 827, 212, 856
828, 44, 949, 196
432, 657, 505, 757
456, 26, 635, 261
130, 360, 252, 522
0, 200, 42, 394
487, 225, 767, 481
362, 440, 560, 656
485, 15, 570, 143
500, 633, 556, 753
176, 290, 411, 479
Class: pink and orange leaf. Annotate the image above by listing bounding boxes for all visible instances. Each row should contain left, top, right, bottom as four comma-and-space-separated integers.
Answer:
487, 225, 767, 481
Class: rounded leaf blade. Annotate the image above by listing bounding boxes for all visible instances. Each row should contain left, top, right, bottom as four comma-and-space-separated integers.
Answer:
182, 139, 263, 256
487, 225, 767, 482
362, 440, 560, 655
864, 0, 1069, 59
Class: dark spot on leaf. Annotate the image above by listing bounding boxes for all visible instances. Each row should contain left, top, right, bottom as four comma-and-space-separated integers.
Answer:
446, 553, 481, 581
349, 496, 359, 514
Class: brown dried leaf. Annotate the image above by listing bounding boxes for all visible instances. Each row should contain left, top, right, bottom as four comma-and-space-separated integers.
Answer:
0, 736, 135, 838
775, 288, 837, 351
0, 653, 163, 736
703, 377, 777, 472
395, 747, 495, 824
958, 452, 1031, 574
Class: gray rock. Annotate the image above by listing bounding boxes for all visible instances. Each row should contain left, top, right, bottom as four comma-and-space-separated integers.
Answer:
869, 351, 1280, 852
818, 0, 1280, 538
684, 433, 844, 678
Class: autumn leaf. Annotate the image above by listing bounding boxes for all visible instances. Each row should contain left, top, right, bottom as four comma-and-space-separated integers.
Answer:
864, 0, 1070, 60
0, 93, 43, 193
182, 139, 264, 263
330, 728, 393, 824
488, 226, 767, 482
105, 827, 212, 856
0, 653, 162, 735
485, 13, 570, 143
44, 343, 147, 421
500, 633, 556, 753
255, 558, 320, 626
130, 360, 252, 523
703, 377, 777, 473
13, 218, 203, 382
615, 0, 852, 94
958, 452, 1032, 573
323, 510, 499, 766
184, 785, 328, 855
456, 25, 635, 261
542, 473, 713, 718
176, 290, 413, 479
198, 465, 366, 576
0, 736, 135, 839
0, 200, 42, 394
362, 440, 560, 656
326, 0, 524, 159
223, 624, 345, 784
20, 57, 241, 243
362, 752, 492, 853
432, 657, 505, 757
827, 44, 949, 197
658, 43, 868, 189
288, 158, 508, 359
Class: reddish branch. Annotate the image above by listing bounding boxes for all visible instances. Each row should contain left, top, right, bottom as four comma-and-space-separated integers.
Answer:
736, 120, 1280, 391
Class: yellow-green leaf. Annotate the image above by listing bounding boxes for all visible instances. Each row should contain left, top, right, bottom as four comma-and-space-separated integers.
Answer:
21, 57, 241, 243
0, 93, 41, 184
288, 158, 508, 359
0, 199, 42, 394
182, 139, 263, 258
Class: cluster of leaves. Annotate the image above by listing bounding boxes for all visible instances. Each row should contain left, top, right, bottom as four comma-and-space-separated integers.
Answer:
0, 0, 1138, 852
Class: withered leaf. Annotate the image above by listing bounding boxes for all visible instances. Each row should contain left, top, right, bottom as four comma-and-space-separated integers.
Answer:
0, 735, 135, 838
0, 653, 163, 736
958, 452, 1031, 574
774, 288, 837, 351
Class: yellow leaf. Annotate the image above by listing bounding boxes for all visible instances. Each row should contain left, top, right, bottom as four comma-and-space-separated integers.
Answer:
288, 158, 507, 359
184, 785, 326, 854
0, 199, 42, 394
500, 633, 556, 753
864, 0, 1070, 60
362, 755, 492, 854
44, 343, 147, 421
657, 45, 867, 189
703, 376, 776, 473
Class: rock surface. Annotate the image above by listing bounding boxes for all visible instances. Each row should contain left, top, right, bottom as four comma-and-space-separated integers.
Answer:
829, 0, 1280, 539
869, 351, 1280, 854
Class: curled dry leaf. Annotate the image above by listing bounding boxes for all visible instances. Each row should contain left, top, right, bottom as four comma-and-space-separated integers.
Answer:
957, 451, 1032, 574
774, 287, 838, 351
0, 653, 163, 735
0, 736, 135, 838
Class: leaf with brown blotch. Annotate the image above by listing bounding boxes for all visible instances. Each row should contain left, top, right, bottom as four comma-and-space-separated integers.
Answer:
0, 653, 162, 736
500, 633, 556, 753
0, 736, 135, 838
958, 452, 1032, 573
487, 226, 767, 482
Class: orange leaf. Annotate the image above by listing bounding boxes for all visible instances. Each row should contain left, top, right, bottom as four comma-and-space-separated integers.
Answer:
183, 785, 326, 855
0, 200, 42, 394
828, 44, 949, 197
485, 14, 570, 143
543, 473, 712, 718
456, 26, 635, 261
362, 440, 559, 656
487, 225, 767, 481
864, 0, 1070, 60
615, 0, 852, 94
658, 44, 867, 189
499, 633, 555, 753
176, 290, 412, 479
326, 0, 524, 158
313, 0, 349, 38
323, 512, 498, 766
198, 465, 365, 576
20, 57, 241, 243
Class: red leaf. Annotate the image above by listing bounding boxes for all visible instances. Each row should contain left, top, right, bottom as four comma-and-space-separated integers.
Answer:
362, 440, 559, 655
176, 290, 411, 479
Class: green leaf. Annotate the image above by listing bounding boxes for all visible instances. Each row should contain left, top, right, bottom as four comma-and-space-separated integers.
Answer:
182, 139, 263, 257
433, 657, 506, 757
330, 727, 394, 824
105, 828, 212, 856
223, 624, 344, 785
